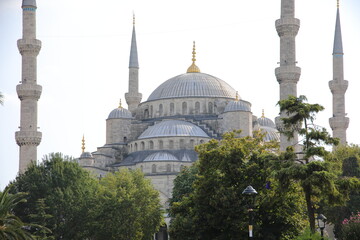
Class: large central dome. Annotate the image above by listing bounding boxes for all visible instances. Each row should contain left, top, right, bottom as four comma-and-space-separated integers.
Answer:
147, 72, 237, 101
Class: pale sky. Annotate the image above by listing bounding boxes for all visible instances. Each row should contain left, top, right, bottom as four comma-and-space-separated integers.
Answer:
1, 0, 360, 189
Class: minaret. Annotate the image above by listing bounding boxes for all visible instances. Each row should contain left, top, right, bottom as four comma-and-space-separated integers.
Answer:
329, 0, 349, 145
16, 0, 42, 173
125, 15, 142, 112
275, 0, 301, 151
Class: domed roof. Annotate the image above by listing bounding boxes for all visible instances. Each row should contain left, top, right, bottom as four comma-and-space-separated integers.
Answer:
224, 100, 251, 113
108, 101, 132, 119
259, 126, 280, 142
80, 152, 93, 159
138, 120, 210, 139
147, 72, 237, 101
144, 152, 178, 162
257, 111, 276, 128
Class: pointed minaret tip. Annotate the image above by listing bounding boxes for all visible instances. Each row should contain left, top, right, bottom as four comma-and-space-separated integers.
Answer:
333, 0, 343, 55
186, 41, 201, 73
337, 0, 339, 9
129, 14, 139, 69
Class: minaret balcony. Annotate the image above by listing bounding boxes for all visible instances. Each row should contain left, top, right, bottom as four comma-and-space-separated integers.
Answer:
329, 116, 349, 130
17, 39, 41, 56
16, 84, 42, 100
275, 66, 301, 83
275, 18, 300, 37
329, 79, 348, 94
15, 131, 42, 146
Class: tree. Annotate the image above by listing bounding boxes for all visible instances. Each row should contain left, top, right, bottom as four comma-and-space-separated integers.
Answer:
0, 92, 3, 105
90, 169, 163, 240
169, 131, 307, 240
0, 188, 43, 240
9, 153, 98, 239
276, 95, 359, 233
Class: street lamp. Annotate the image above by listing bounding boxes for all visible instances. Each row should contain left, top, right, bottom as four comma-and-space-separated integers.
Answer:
242, 185, 258, 239
316, 214, 327, 240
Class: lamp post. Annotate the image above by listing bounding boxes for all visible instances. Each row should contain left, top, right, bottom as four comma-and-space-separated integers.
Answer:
316, 214, 327, 240
242, 185, 258, 239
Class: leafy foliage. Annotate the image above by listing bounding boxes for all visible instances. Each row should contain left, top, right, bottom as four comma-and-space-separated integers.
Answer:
340, 212, 360, 240
90, 169, 163, 240
169, 131, 306, 240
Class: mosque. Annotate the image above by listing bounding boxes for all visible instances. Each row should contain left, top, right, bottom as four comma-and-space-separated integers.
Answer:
16, 0, 349, 238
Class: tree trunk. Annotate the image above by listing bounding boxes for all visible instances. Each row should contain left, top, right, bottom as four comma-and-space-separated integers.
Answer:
304, 185, 316, 233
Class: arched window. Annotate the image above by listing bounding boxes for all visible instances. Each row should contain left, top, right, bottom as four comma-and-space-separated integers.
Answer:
195, 102, 200, 114
149, 141, 154, 150
123, 136, 127, 143
170, 103, 175, 115
166, 164, 171, 172
130, 144, 133, 152
141, 141, 145, 150
200, 140, 204, 144
150, 106, 153, 118
140, 165, 143, 172
208, 102, 213, 114
144, 109, 149, 119
182, 102, 187, 115
159, 140, 163, 150
169, 140, 174, 149
180, 139, 185, 149
134, 143, 138, 151
152, 164, 156, 173
159, 104, 163, 116
190, 139, 195, 148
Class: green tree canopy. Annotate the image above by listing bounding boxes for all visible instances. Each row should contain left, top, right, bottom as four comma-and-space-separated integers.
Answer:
169, 131, 306, 240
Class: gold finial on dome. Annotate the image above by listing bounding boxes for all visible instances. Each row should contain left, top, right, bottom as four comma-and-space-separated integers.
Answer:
81, 135, 85, 153
186, 41, 201, 73
133, 12, 135, 25
235, 91, 239, 101
119, 99, 123, 108
262, 109, 265, 118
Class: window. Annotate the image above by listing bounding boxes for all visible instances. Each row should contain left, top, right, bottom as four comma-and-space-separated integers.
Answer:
182, 102, 187, 115
166, 164, 171, 172
144, 109, 149, 118
195, 102, 200, 114
170, 103, 175, 115
169, 140, 174, 149
190, 139, 195, 148
159, 104, 163, 116
141, 141, 145, 150
150, 106, 153, 118
134, 143, 138, 151
208, 102, 213, 114
152, 164, 156, 173
159, 140, 164, 149
180, 139, 185, 149
149, 141, 154, 150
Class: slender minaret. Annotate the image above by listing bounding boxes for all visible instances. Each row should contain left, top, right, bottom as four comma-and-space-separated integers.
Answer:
275, 0, 301, 151
329, 0, 349, 145
125, 15, 142, 112
16, 0, 42, 173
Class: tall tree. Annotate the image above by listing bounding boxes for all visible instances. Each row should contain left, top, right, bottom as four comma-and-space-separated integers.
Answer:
170, 132, 307, 240
9, 153, 98, 239
276, 95, 359, 233
0, 92, 3, 105
91, 169, 163, 240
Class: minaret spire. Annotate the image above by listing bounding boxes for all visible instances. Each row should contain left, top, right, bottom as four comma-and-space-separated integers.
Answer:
329, 0, 349, 145
16, 0, 42, 173
275, 0, 301, 151
125, 14, 142, 112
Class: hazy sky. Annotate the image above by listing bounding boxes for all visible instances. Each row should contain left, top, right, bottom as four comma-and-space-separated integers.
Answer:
1, 0, 360, 189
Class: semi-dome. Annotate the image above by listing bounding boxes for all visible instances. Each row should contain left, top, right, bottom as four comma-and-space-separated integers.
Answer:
224, 100, 251, 113
138, 120, 209, 139
259, 126, 280, 142
144, 152, 178, 162
147, 72, 237, 101
108, 101, 132, 119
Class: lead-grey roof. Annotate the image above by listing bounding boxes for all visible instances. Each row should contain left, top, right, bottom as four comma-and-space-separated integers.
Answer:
138, 120, 210, 139
22, 0, 37, 7
80, 152, 93, 159
144, 152, 178, 162
129, 26, 139, 68
259, 126, 280, 142
108, 107, 133, 119
257, 116, 276, 128
333, 8, 343, 55
147, 72, 237, 101
224, 100, 251, 113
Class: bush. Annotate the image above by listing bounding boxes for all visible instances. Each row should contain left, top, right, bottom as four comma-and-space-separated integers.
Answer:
295, 228, 330, 240
340, 212, 360, 240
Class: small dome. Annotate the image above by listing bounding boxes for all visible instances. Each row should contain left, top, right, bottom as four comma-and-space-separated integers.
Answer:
147, 73, 237, 101
259, 126, 280, 142
224, 100, 251, 113
108, 107, 132, 119
258, 116, 276, 128
138, 120, 209, 139
80, 152, 93, 159
144, 152, 178, 162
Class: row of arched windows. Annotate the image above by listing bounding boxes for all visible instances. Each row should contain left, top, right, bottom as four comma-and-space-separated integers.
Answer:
143, 101, 216, 119
129, 138, 205, 153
